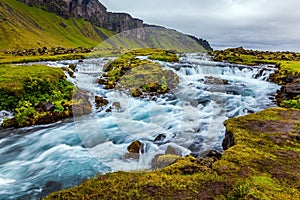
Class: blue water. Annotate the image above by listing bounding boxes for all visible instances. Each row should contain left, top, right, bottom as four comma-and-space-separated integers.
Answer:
0, 54, 280, 199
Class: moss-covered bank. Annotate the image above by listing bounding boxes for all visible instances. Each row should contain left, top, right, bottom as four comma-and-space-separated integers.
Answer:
0, 64, 91, 128
45, 107, 300, 199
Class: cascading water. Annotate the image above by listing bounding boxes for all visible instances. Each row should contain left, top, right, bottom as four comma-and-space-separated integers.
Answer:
0, 53, 280, 199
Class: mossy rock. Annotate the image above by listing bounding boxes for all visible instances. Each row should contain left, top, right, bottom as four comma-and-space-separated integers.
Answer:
99, 48, 179, 97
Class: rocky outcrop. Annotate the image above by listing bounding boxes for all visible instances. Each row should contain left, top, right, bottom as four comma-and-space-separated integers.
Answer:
276, 79, 300, 105
187, 35, 213, 52
17, 0, 143, 33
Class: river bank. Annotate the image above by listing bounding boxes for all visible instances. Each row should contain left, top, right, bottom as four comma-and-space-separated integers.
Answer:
0, 48, 299, 199
44, 48, 299, 199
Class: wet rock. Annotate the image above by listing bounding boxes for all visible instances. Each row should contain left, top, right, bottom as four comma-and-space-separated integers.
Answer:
127, 140, 143, 153
104, 81, 115, 89
68, 64, 76, 71
112, 102, 121, 110
200, 150, 222, 160
205, 76, 229, 85
125, 140, 144, 160
98, 78, 106, 85
40, 181, 62, 198
95, 96, 109, 108
151, 154, 181, 170
154, 134, 166, 143
130, 88, 143, 97
165, 145, 181, 156
276, 79, 300, 105
72, 90, 92, 116
222, 131, 236, 151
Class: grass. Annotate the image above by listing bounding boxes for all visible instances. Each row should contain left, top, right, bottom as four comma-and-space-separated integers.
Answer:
0, 0, 109, 50
0, 0, 208, 56
0, 64, 65, 95
99, 48, 179, 95
0, 64, 79, 127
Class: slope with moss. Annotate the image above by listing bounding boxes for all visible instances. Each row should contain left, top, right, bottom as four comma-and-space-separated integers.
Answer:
0, 0, 110, 50
99, 48, 179, 97
44, 107, 300, 199
0, 64, 91, 128
0, 0, 211, 57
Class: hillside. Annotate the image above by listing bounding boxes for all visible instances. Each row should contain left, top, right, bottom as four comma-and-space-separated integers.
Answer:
0, 0, 212, 52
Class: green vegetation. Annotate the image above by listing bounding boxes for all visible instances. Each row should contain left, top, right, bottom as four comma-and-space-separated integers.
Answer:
100, 48, 179, 96
0, 0, 209, 66
0, 0, 110, 50
282, 95, 300, 109
45, 108, 300, 199
0, 64, 76, 127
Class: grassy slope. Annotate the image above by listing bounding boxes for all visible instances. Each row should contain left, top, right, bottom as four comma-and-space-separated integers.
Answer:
0, 0, 109, 50
0, 0, 208, 54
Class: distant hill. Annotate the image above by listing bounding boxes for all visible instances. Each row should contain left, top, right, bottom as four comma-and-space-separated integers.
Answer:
0, 0, 212, 52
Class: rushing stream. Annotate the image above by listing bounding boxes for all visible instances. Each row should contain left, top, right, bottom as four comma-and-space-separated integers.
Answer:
0, 53, 280, 199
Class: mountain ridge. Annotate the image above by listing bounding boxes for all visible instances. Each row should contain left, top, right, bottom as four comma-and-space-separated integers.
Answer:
0, 0, 212, 52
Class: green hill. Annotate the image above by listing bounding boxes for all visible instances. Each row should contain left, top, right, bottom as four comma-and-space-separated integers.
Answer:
0, 0, 110, 50
0, 0, 210, 53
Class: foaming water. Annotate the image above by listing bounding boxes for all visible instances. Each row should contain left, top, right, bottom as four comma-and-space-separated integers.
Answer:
0, 53, 280, 199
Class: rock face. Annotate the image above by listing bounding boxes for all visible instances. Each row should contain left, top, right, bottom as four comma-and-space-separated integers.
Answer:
18, 0, 143, 33
276, 78, 300, 105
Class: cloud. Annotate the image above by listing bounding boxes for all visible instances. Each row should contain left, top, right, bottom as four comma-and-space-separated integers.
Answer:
100, 0, 300, 51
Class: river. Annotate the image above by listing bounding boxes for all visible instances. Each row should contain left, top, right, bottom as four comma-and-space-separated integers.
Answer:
0, 53, 280, 199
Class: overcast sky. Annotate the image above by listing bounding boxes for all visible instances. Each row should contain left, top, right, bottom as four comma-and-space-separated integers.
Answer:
100, 0, 300, 51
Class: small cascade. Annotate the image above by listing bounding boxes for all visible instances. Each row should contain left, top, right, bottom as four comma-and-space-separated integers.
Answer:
0, 53, 280, 199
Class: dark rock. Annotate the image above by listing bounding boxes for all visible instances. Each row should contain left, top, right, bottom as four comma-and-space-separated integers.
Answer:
127, 140, 143, 154
222, 131, 236, 151
154, 134, 166, 143
44, 101, 56, 112
112, 102, 121, 110
95, 96, 109, 107
34, 102, 45, 112
98, 78, 106, 85
205, 76, 229, 85
130, 88, 143, 97
200, 150, 222, 160
68, 63, 76, 71
40, 181, 62, 198
151, 154, 181, 170
165, 145, 181, 156
125, 140, 144, 160
276, 80, 300, 105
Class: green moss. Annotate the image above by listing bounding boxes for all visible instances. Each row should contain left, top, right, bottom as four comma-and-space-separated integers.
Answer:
0, 64, 78, 127
100, 48, 179, 96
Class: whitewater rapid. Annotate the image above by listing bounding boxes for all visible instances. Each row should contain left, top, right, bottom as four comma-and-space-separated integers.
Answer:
0, 53, 280, 199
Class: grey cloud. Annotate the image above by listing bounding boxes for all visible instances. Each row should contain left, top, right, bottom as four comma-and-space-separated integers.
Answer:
100, 0, 300, 51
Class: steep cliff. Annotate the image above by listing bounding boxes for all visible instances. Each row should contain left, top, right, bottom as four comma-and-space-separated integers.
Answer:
17, 0, 144, 32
